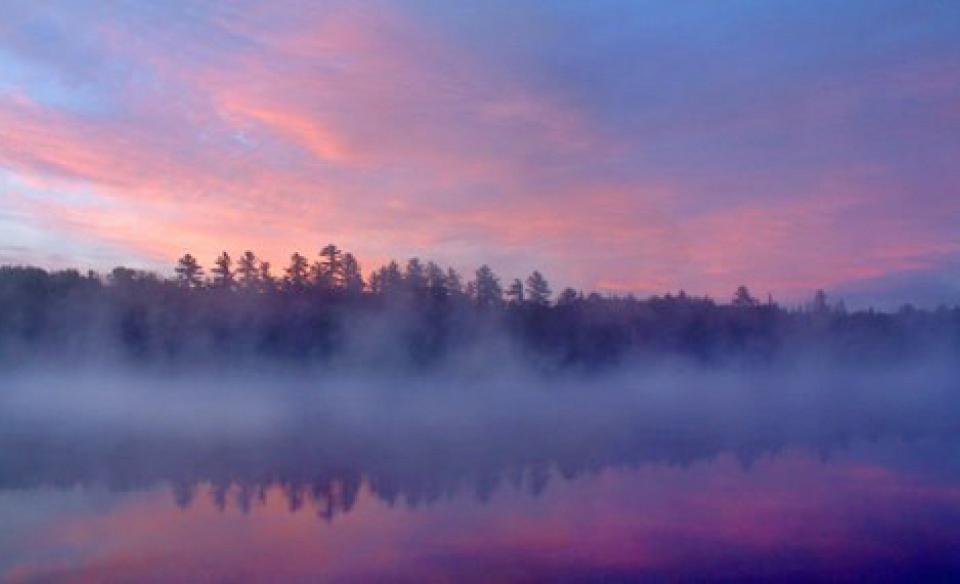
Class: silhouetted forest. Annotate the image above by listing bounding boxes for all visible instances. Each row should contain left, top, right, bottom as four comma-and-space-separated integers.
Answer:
1, 245, 958, 369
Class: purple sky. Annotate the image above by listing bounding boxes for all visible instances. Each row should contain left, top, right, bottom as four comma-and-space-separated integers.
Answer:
1, 1, 958, 307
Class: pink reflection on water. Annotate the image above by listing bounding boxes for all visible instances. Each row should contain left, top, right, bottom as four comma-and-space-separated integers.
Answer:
5, 447, 960, 583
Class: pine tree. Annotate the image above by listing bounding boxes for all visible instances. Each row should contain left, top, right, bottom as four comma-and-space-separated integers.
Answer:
557, 287, 579, 306
258, 261, 276, 293
471, 265, 503, 308
341, 253, 364, 294
237, 251, 260, 290
526, 271, 551, 306
175, 253, 204, 289
285, 252, 310, 291
368, 269, 383, 294
314, 244, 343, 289
383, 261, 403, 294
211, 251, 235, 290
445, 268, 463, 294
405, 258, 426, 292
732, 285, 759, 307
424, 261, 447, 300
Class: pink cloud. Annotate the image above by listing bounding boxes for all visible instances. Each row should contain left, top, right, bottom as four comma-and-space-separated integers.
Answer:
0, 3, 957, 302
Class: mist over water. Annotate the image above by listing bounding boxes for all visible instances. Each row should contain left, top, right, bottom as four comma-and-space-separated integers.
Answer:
2, 267, 960, 581
2, 358, 959, 581
3, 0, 960, 578
0, 362, 951, 445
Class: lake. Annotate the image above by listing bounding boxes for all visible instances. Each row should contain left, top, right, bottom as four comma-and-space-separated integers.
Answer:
1, 371, 959, 582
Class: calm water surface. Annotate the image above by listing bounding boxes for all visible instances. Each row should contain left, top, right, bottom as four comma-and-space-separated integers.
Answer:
2, 375, 959, 582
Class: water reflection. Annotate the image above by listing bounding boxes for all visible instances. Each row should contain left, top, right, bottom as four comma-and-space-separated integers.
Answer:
4, 441, 960, 583
2, 376, 960, 582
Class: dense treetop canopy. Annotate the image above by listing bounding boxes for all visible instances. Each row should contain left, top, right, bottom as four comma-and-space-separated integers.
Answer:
0, 246, 957, 370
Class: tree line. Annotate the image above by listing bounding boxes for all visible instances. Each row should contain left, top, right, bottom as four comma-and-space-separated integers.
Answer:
0, 244, 958, 369
170, 246, 553, 306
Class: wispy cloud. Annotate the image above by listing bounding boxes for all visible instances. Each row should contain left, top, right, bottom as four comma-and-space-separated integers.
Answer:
0, 0, 958, 304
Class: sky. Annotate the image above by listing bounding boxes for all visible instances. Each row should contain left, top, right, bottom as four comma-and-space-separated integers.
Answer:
0, 0, 958, 307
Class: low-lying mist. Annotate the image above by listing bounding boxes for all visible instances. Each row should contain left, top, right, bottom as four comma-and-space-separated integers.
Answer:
4, 350, 957, 431
3, 263, 959, 373
2, 355, 957, 497
2, 263, 958, 507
